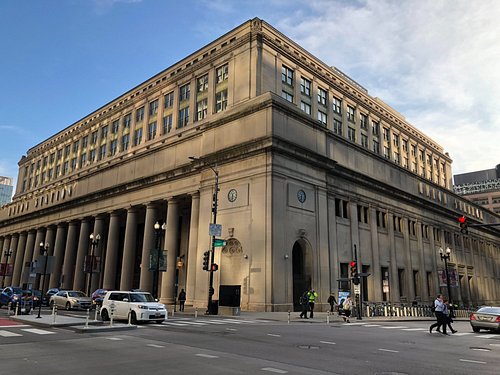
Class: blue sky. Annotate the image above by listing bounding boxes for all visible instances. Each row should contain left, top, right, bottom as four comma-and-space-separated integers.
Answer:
1, 0, 499, 189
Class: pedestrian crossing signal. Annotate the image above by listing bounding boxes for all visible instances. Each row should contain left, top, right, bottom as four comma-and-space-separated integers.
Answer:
458, 216, 468, 234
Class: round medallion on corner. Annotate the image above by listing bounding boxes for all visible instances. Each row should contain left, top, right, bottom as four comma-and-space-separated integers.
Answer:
297, 189, 306, 203
228, 188, 238, 202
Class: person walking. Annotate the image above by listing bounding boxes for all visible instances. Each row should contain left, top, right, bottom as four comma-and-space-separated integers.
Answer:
429, 294, 447, 335
443, 299, 457, 334
307, 289, 318, 318
178, 289, 186, 312
342, 295, 352, 322
299, 290, 309, 319
327, 293, 337, 313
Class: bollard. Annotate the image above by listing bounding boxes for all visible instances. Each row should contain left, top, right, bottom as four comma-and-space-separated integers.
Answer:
327, 311, 330, 325
128, 308, 132, 326
7, 303, 11, 315
15, 302, 19, 317
94, 306, 99, 321
287, 310, 290, 325
195, 307, 198, 319
165, 309, 168, 320
110, 310, 114, 327
85, 309, 90, 329
53, 306, 57, 324
172, 307, 174, 318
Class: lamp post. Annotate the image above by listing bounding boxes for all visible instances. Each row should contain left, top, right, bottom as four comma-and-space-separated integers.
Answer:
1, 249, 12, 288
37, 242, 49, 319
152, 221, 165, 300
189, 156, 219, 315
439, 247, 452, 304
87, 233, 100, 297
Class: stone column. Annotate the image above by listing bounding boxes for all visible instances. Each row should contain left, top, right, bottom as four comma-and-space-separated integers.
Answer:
402, 218, 414, 300
12, 233, 25, 286
91, 215, 107, 293
1, 235, 10, 285
160, 198, 179, 304
185, 193, 200, 305
49, 223, 67, 288
73, 219, 91, 292
61, 221, 80, 289
20, 230, 36, 285
369, 207, 382, 301
139, 203, 158, 292
387, 213, 400, 302
103, 212, 121, 290
120, 207, 138, 290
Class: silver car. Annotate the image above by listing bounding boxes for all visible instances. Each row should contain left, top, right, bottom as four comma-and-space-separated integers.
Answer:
49, 290, 92, 311
470, 306, 500, 332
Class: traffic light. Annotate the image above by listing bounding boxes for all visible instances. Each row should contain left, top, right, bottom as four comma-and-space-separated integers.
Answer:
458, 216, 468, 234
350, 260, 357, 278
202, 251, 210, 271
210, 263, 218, 272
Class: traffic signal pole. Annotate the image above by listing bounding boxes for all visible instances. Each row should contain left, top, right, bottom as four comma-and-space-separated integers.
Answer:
353, 245, 362, 320
207, 166, 219, 315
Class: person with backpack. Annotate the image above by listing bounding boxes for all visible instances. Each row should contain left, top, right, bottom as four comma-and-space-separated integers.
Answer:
299, 290, 309, 319
342, 295, 353, 322
327, 293, 337, 313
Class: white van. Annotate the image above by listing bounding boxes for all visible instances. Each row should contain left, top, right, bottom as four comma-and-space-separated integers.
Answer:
100, 291, 167, 324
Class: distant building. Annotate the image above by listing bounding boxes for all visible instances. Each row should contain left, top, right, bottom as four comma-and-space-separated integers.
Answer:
454, 165, 500, 214
0, 176, 13, 207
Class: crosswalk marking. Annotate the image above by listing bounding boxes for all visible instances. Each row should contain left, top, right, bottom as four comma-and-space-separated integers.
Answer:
345, 322, 366, 326
402, 328, 427, 331
0, 330, 22, 337
21, 328, 55, 335
362, 324, 381, 327
453, 332, 472, 336
381, 326, 408, 329
475, 334, 497, 339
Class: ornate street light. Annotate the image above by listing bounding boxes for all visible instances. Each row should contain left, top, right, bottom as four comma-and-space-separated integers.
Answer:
152, 221, 166, 300
1, 249, 12, 288
87, 233, 101, 297
439, 247, 452, 304
37, 242, 50, 319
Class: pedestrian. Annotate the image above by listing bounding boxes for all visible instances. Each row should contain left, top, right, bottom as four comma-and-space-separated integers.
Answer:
429, 294, 447, 335
327, 293, 337, 313
307, 289, 318, 318
338, 298, 345, 317
178, 289, 186, 312
443, 299, 457, 334
342, 295, 352, 322
299, 290, 309, 319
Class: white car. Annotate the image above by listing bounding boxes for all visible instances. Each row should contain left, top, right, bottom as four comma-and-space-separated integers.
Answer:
49, 290, 92, 310
100, 291, 167, 324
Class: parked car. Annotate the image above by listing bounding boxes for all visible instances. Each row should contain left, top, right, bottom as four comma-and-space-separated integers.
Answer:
470, 306, 500, 332
100, 290, 166, 324
91, 288, 108, 308
49, 290, 92, 311
25, 290, 42, 308
0, 287, 33, 313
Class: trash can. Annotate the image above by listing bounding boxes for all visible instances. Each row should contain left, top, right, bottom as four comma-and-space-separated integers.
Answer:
208, 300, 218, 315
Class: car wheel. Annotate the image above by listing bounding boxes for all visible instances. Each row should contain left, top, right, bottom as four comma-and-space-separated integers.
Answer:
472, 326, 480, 333
156, 320, 164, 324
101, 309, 109, 321
65, 302, 71, 311
130, 311, 138, 324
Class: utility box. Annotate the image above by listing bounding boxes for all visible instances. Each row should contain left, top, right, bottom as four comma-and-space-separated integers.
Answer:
219, 285, 241, 307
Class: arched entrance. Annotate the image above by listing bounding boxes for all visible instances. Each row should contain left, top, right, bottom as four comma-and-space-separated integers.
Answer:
292, 239, 312, 311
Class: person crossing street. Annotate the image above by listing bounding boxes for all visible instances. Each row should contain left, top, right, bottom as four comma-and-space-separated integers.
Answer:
307, 289, 318, 318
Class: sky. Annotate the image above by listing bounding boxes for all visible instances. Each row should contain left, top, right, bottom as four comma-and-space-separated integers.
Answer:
1, 0, 499, 190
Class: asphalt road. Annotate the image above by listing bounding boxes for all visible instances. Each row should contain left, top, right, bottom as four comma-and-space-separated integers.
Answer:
1, 312, 499, 375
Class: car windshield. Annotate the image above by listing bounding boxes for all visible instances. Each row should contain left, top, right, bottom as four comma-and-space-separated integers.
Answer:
11, 287, 23, 294
68, 291, 86, 298
130, 293, 154, 303
477, 307, 500, 314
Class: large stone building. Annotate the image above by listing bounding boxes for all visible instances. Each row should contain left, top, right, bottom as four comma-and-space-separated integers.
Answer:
0, 18, 499, 311
0, 176, 13, 207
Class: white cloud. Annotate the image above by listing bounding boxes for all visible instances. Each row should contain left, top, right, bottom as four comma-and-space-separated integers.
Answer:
272, 0, 500, 174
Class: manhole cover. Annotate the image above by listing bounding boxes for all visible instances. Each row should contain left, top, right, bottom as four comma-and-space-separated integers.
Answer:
298, 345, 320, 350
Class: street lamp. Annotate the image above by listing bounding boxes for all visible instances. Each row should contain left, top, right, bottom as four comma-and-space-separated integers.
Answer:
189, 156, 219, 315
37, 242, 49, 319
152, 221, 166, 300
439, 247, 452, 304
87, 233, 101, 297
1, 249, 12, 288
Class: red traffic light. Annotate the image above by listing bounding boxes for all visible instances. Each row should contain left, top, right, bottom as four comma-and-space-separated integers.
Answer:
458, 216, 466, 224
350, 261, 356, 267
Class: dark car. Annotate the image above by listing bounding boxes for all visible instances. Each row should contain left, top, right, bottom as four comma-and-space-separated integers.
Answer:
91, 289, 108, 307
25, 290, 42, 308
0, 286, 33, 313
43, 288, 60, 306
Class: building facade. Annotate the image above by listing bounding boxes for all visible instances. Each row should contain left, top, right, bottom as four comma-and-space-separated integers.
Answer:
454, 165, 500, 215
0, 176, 13, 207
1, 18, 499, 311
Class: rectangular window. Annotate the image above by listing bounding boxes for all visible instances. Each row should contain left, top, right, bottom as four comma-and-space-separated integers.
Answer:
281, 65, 294, 86
333, 97, 342, 114
348, 127, 356, 142
163, 114, 173, 134
99, 144, 106, 160
110, 139, 117, 156
121, 134, 130, 151
72, 141, 79, 153
216, 64, 228, 83
333, 119, 342, 135
178, 107, 189, 128
179, 83, 190, 101
63, 161, 69, 174
215, 90, 228, 113
393, 134, 400, 147
281, 91, 293, 103
318, 87, 327, 105
149, 99, 159, 116
300, 77, 311, 96
123, 113, 132, 128
197, 74, 208, 92
373, 140, 380, 154
402, 139, 408, 152
383, 146, 391, 159
112, 120, 119, 134
164, 92, 174, 108
318, 110, 327, 125
411, 144, 417, 157
134, 128, 143, 146
89, 149, 96, 162
398, 268, 405, 297
197, 98, 208, 120
101, 125, 108, 140
64, 145, 71, 157
394, 152, 400, 164
91, 131, 98, 145
383, 127, 390, 141
357, 205, 369, 224
361, 134, 368, 148
70, 157, 77, 170
360, 114, 368, 130
136, 106, 145, 122
147, 122, 157, 141
347, 105, 355, 122
372, 120, 380, 136
300, 101, 311, 115
57, 149, 62, 160
80, 153, 87, 167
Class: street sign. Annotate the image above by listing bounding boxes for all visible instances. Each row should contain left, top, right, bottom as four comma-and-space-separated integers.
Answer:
213, 239, 226, 247
353, 284, 361, 295
209, 223, 222, 237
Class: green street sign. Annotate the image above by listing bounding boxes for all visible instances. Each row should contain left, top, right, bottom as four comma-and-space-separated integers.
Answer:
213, 239, 226, 247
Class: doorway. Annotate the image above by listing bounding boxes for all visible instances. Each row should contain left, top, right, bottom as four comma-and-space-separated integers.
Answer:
292, 239, 312, 311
